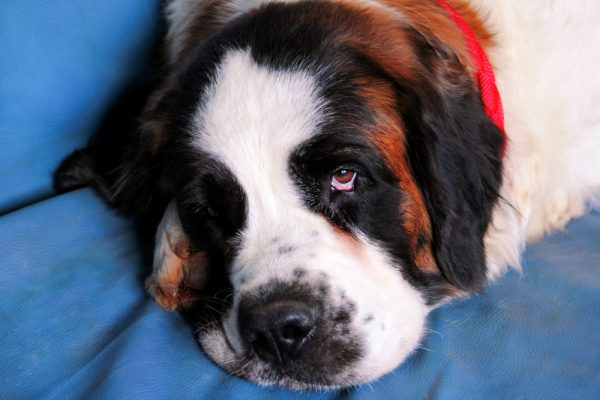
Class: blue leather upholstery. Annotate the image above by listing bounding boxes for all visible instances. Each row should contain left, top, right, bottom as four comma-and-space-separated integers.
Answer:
1, 1, 599, 399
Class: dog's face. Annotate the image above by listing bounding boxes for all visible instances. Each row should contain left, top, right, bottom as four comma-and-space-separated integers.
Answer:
101, 1, 504, 389
178, 50, 432, 388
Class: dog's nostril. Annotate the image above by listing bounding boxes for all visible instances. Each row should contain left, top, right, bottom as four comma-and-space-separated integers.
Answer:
238, 300, 316, 364
281, 319, 311, 341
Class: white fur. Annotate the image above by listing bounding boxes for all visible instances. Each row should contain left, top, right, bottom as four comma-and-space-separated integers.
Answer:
470, 0, 600, 279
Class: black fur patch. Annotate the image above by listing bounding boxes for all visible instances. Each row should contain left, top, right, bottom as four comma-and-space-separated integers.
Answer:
169, 152, 248, 256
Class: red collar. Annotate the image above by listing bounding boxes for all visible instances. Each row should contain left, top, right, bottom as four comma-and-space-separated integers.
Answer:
437, 0, 506, 157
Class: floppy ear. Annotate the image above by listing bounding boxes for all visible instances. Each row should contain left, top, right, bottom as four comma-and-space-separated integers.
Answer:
400, 48, 504, 293
54, 82, 178, 217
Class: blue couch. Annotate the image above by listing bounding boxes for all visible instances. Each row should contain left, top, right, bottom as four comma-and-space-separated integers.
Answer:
2, 1, 599, 398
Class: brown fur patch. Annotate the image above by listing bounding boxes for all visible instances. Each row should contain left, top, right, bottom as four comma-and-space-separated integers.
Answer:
355, 77, 438, 273
447, 0, 495, 50
329, 1, 423, 82
338, 0, 495, 89
378, 0, 491, 73
147, 232, 208, 311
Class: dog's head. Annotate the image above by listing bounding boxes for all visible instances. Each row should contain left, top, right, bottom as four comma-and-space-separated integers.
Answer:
66, 0, 504, 389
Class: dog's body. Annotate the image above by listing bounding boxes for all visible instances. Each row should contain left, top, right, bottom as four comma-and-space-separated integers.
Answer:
56, 0, 600, 389
475, 0, 600, 279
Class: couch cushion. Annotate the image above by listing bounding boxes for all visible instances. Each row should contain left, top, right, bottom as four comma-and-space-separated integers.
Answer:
1, 189, 599, 399
0, 0, 160, 214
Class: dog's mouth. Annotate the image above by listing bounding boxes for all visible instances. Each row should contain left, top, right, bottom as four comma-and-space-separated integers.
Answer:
196, 317, 363, 390
198, 312, 365, 390
178, 267, 430, 390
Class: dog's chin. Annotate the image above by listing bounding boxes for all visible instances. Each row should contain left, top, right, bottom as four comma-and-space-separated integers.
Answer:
198, 326, 370, 390
197, 323, 420, 390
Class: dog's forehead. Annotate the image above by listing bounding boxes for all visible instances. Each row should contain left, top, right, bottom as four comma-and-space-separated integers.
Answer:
190, 49, 326, 191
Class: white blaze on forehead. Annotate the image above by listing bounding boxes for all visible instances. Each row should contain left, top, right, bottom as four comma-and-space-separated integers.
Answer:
192, 49, 325, 213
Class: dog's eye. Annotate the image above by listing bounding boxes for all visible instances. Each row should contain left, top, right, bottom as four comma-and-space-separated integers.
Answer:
331, 169, 357, 192
206, 207, 220, 218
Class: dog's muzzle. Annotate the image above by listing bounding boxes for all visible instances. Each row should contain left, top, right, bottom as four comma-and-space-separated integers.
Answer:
219, 278, 364, 386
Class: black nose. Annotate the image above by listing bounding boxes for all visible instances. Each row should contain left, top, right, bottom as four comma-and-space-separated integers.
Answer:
238, 300, 316, 364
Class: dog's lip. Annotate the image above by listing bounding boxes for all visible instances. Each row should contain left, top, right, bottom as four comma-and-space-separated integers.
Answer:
197, 323, 355, 390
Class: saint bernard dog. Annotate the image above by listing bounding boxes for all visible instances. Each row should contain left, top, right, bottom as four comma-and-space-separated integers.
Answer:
55, 0, 600, 390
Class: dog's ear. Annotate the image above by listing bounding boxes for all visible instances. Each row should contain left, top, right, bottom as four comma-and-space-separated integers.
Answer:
54, 82, 178, 217
399, 42, 504, 293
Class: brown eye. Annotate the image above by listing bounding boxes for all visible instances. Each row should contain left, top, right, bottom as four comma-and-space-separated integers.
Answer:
331, 169, 357, 191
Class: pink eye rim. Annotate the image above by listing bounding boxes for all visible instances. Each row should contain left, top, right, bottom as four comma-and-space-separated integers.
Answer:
331, 169, 357, 192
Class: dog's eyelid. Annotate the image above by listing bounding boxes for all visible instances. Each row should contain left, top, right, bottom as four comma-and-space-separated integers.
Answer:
331, 169, 357, 192
206, 207, 220, 218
